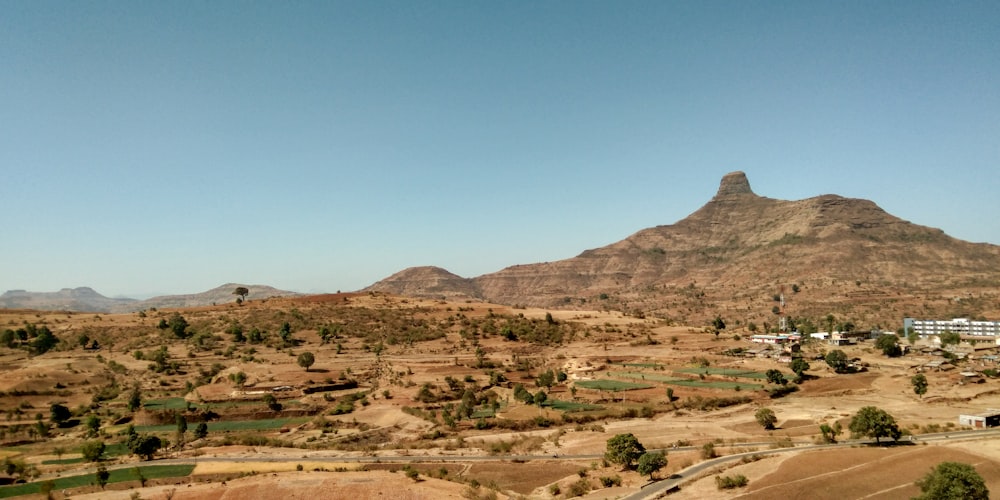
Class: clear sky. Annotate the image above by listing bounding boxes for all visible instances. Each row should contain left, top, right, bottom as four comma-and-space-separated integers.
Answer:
2, 1, 998, 298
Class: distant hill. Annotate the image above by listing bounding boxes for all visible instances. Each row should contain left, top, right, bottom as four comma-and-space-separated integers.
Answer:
0, 284, 298, 313
367, 171, 1000, 328
117, 283, 297, 312
0, 287, 135, 313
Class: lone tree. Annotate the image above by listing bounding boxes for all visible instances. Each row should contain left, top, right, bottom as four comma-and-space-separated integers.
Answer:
755, 407, 778, 430
193, 422, 208, 440
233, 286, 249, 303
50, 403, 72, 425
712, 316, 726, 337
914, 461, 989, 500
790, 357, 810, 380
605, 433, 646, 470
765, 369, 787, 386
167, 313, 189, 339
95, 465, 110, 489
128, 434, 162, 461
912, 373, 929, 398
637, 451, 667, 480
297, 351, 315, 371
849, 406, 901, 444
875, 334, 902, 357
939, 330, 961, 346
81, 440, 105, 462
825, 350, 849, 373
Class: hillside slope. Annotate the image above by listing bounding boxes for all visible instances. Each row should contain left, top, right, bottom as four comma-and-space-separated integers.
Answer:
369, 172, 1000, 327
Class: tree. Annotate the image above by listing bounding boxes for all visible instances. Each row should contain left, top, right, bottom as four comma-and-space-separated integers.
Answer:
849, 406, 901, 444
32, 327, 58, 355
605, 433, 645, 470
533, 390, 548, 407
825, 314, 836, 334
175, 414, 188, 446
765, 369, 787, 386
1, 329, 15, 348
193, 422, 208, 440
790, 358, 810, 379
875, 334, 902, 357
128, 434, 162, 460
263, 393, 282, 412
95, 465, 110, 489
127, 385, 142, 412
914, 461, 989, 500
168, 313, 189, 339
825, 350, 849, 373
85, 414, 101, 438
907, 327, 919, 345
536, 369, 555, 389
819, 422, 843, 443
755, 407, 777, 430
939, 330, 961, 346
297, 351, 315, 371
637, 451, 667, 479
912, 373, 928, 398
712, 316, 726, 334
50, 403, 72, 425
81, 440, 105, 462
233, 286, 249, 302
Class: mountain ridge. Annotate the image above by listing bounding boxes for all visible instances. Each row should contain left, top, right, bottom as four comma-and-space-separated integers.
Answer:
366, 171, 1000, 328
0, 283, 298, 313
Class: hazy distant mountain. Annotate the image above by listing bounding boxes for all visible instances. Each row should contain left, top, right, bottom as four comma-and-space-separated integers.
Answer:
116, 283, 297, 312
1, 284, 298, 313
367, 171, 1000, 327
0, 287, 135, 312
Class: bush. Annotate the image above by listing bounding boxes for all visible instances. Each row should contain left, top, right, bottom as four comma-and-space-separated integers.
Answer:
716, 474, 748, 489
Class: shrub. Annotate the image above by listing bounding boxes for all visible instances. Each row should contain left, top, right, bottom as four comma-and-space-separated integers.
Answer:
716, 474, 748, 489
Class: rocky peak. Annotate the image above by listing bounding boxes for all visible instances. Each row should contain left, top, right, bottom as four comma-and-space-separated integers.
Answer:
714, 171, 756, 198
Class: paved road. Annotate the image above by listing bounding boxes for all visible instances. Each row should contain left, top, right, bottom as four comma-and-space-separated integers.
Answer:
622, 428, 1000, 500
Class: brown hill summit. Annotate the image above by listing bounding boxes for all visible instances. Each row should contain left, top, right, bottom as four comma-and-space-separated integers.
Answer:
367, 172, 1000, 328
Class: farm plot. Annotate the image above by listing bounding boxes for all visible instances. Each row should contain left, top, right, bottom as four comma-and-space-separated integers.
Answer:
611, 371, 764, 391
0, 464, 195, 498
573, 379, 652, 391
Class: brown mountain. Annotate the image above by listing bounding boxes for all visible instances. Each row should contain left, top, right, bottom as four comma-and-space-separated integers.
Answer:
367, 172, 1000, 328
0, 284, 297, 313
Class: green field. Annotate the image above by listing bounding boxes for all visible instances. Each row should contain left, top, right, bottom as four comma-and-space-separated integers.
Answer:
574, 379, 652, 391
0, 464, 195, 498
675, 367, 768, 379
609, 371, 686, 383
609, 371, 763, 391
134, 417, 309, 434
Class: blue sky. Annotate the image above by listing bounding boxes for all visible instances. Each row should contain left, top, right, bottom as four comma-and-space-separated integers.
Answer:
2, 1, 998, 298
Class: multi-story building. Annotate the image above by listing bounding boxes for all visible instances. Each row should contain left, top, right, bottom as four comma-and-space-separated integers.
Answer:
903, 317, 1000, 337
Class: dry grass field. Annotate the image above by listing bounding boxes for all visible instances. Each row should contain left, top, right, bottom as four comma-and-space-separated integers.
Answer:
2, 292, 1000, 499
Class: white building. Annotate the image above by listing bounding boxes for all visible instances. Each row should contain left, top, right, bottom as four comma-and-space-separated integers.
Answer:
903, 318, 1000, 338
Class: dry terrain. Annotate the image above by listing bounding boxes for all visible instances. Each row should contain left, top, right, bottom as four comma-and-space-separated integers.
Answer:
2, 292, 1000, 499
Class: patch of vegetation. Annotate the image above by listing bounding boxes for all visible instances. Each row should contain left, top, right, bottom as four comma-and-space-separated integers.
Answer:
574, 379, 652, 391
0, 464, 195, 498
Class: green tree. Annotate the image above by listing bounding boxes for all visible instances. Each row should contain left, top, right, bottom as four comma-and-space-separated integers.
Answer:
128, 434, 162, 461
825, 350, 849, 373
939, 330, 961, 346
168, 313, 189, 339
263, 393, 282, 412
536, 369, 555, 389
175, 414, 188, 445
49, 403, 72, 424
233, 286, 249, 302
907, 327, 919, 345
81, 440, 105, 462
32, 326, 58, 354
914, 461, 989, 500
1, 329, 15, 348
875, 334, 902, 357
765, 369, 787, 386
825, 314, 836, 335
228, 322, 245, 343
194, 422, 208, 440
297, 351, 315, 371
637, 451, 667, 479
755, 407, 777, 430
605, 433, 645, 470
790, 358, 810, 379
96, 465, 110, 489
533, 390, 548, 407
819, 422, 842, 443
849, 406, 901, 444
127, 385, 142, 412
712, 315, 726, 335
85, 414, 101, 438
912, 373, 928, 398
